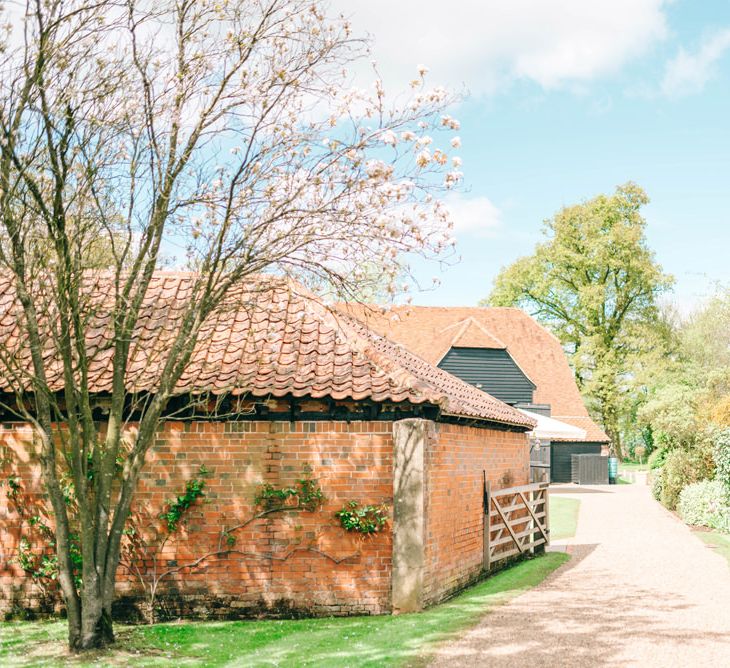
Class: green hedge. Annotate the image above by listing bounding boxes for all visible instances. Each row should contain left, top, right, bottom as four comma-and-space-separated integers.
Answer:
678, 480, 730, 533
715, 431, 730, 504
661, 450, 698, 510
651, 467, 664, 502
647, 447, 667, 470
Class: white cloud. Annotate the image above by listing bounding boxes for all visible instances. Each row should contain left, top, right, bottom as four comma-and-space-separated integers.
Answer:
444, 193, 502, 237
661, 29, 730, 97
333, 1, 669, 95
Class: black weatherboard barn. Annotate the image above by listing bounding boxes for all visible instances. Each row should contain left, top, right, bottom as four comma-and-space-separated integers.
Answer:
439, 347, 536, 406
340, 306, 610, 483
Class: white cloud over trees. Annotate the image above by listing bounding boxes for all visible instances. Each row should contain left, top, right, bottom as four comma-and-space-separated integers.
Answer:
334, 0, 670, 94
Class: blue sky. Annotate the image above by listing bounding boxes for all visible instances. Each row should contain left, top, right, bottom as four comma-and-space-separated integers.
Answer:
340, 1, 730, 312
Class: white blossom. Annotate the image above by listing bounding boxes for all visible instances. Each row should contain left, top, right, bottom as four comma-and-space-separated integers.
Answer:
433, 149, 448, 166
416, 150, 432, 167
365, 159, 394, 180
441, 115, 461, 130
380, 129, 398, 147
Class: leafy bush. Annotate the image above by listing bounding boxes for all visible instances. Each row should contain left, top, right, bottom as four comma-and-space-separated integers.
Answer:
678, 480, 730, 533
651, 467, 664, 502
714, 429, 730, 504
647, 447, 668, 470
660, 448, 714, 510
637, 383, 702, 446
335, 501, 388, 534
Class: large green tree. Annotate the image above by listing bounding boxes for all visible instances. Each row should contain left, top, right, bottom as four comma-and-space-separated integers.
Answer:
640, 289, 730, 441
486, 183, 673, 458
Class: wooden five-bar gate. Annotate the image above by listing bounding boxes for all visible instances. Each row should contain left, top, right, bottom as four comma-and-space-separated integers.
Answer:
482, 476, 550, 572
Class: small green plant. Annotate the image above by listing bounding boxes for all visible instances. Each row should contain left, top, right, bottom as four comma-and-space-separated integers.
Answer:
254, 466, 325, 512
336, 501, 388, 534
7, 476, 83, 589
160, 478, 206, 532
254, 483, 298, 508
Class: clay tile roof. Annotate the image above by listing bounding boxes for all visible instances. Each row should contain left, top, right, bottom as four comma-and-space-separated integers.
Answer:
338, 304, 609, 443
0, 273, 534, 429
444, 317, 507, 350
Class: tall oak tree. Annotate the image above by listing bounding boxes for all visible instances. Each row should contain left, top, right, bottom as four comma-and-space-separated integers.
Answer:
487, 183, 672, 458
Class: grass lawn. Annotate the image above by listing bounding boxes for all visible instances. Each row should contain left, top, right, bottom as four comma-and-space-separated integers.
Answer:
0, 552, 568, 668
695, 529, 730, 570
618, 461, 649, 472
549, 495, 580, 540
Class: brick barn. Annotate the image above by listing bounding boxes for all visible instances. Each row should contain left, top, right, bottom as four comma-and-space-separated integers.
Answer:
0, 274, 534, 620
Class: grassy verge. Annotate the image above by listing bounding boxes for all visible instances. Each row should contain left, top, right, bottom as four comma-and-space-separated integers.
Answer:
695, 529, 730, 569
619, 461, 649, 472
0, 553, 569, 668
549, 495, 580, 540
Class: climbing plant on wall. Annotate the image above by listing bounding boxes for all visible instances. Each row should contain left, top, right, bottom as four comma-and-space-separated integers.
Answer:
5, 461, 389, 623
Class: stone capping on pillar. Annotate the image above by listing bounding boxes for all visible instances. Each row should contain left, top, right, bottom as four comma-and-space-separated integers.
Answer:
391, 418, 432, 613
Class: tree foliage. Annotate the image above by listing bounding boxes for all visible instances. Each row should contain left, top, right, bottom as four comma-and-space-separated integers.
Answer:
486, 183, 673, 456
639, 291, 730, 441
636, 288, 730, 515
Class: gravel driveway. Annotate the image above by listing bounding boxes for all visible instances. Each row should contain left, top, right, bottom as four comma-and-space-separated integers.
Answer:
430, 477, 730, 667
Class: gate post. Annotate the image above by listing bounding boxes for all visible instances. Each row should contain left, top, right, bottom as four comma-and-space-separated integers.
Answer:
482, 477, 491, 572
392, 419, 430, 613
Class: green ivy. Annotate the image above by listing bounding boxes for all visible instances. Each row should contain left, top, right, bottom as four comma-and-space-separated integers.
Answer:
335, 501, 388, 534
6, 475, 21, 498
254, 466, 325, 512
13, 505, 83, 588
159, 478, 206, 532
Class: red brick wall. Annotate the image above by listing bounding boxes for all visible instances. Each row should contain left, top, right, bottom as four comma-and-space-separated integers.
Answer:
422, 424, 529, 605
0, 424, 52, 615
1, 417, 530, 619
0, 420, 394, 619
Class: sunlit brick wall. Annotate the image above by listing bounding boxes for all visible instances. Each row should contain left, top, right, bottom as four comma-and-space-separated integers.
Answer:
422, 424, 529, 606
1, 417, 530, 620
1, 420, 394, 620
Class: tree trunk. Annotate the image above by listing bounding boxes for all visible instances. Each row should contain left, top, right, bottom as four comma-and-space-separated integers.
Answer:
68, 590, 115, 651
601, 406, 623, 460
606, 425, 624, 461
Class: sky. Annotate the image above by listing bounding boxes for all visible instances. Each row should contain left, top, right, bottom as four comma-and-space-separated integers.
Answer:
336, 0, 730, 312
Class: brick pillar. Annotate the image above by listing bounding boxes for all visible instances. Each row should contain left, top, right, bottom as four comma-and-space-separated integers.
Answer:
391, 418, 431, 613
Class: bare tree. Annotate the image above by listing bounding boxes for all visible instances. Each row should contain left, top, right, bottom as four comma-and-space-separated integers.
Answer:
0, 0, 461, 651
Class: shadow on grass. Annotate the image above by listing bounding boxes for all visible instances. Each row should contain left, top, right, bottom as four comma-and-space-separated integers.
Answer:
0, 554, 568, 668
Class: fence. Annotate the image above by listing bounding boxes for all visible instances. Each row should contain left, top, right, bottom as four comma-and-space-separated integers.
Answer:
482, 479, 550, 572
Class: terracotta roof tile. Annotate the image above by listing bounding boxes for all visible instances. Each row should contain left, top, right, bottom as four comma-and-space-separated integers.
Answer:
339, 304, 609, 443
0, 274, 533, 429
